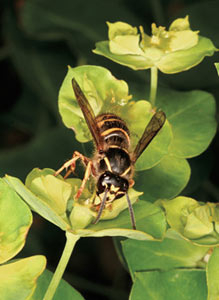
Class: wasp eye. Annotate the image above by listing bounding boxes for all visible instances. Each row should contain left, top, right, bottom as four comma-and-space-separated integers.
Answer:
121, 179, 129, 191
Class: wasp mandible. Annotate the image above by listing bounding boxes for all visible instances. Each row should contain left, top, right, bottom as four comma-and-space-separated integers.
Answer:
55, 79, 166, 229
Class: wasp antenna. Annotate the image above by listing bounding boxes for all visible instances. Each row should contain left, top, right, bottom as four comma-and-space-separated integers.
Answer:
93, 189, 108, 225
126, 193, 136, 230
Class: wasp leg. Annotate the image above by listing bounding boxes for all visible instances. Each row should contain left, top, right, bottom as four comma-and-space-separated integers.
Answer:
55, 151, 93, 201
54, 151, 90, 178
75, 160, 92, 199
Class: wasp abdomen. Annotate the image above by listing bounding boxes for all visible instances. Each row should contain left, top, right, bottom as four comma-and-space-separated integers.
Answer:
96, 113, 130, 148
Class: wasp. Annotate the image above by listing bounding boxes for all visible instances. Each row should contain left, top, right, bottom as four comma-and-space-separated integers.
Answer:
55, 78, 166, 230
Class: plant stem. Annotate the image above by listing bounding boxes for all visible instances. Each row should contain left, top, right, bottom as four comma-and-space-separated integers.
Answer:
43, 232, 80, 300
149, 66, 158, 107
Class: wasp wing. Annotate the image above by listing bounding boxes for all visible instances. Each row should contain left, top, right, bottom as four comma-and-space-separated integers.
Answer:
72, 78, 104, 150
132, 111, 166, 163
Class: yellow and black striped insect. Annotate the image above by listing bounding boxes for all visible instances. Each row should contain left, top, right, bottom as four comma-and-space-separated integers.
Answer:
55, 79, 166, 229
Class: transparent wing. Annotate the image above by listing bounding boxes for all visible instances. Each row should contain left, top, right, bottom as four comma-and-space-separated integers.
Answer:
72, 78, 104, 150
132, 111, 166, 162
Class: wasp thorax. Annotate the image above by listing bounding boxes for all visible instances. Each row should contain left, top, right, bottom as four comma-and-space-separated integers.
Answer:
97, 171, 129, 199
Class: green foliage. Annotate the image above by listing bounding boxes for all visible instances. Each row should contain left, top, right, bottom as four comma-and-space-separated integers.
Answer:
0, 256, 46, 300
58, 65, 130, 143
159, 196, 219, 246
0, 1, 218, 299
5, 170, 166, 240
130, 269, 207, 300
94, 17, 216, 73
134, 154, 191, 202
207, 248, 219, 300
5, 173, 71, 231
156, 88, 217, 158
122, 237, 208, 279
58, 65, 173, 171
0, 179, 32, 263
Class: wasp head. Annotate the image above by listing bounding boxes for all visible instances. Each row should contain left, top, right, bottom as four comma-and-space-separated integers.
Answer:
94, 171, 136, 229
97, 171, 129, 200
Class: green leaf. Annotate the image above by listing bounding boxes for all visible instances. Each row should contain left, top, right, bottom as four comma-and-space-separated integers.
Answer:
4, 174, 70, 231
75, 201, 166, 240
31, 269, 84, 300
157, 88, 217, 158
134, 154, 191, 202
122, 237, 208, 279
130, 269, 207, 300
207, 247, 219, 300
0, 256, 46, 300
0, 179, 32, 264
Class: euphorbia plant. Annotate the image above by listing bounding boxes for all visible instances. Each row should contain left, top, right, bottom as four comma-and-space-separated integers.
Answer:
93, 16, 216, 105
1, 16, 218, 300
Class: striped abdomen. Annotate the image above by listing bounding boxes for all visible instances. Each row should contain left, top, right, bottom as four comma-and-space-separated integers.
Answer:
95, 113, 130, 149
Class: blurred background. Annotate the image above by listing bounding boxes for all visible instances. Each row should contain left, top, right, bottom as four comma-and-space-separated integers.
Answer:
0, 0, 218, 299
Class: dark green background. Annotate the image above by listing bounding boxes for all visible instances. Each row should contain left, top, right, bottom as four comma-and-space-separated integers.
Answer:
0, 0, 218, 299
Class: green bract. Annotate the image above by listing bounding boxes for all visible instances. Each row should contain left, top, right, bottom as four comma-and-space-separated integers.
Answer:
93, 17, 217, 73
5, 169, 167, 241
0, 179, 47, 300
58, 65, 130, 143
159, 196, 219, 246
58, 65, 172, 171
